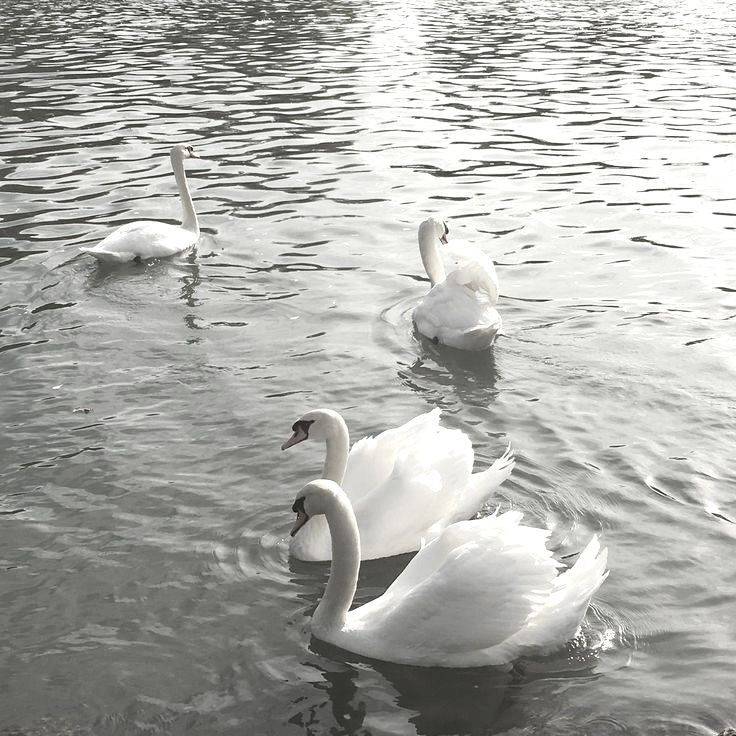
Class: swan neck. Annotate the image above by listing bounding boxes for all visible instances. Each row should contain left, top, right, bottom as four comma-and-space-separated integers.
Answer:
312, 491, 360, 634
419, 229, 445, 286
171, 151, 199, 235
322, 415, 349, 485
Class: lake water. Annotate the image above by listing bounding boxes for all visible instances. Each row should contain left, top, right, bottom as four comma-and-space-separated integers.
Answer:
1, 0, 735, 734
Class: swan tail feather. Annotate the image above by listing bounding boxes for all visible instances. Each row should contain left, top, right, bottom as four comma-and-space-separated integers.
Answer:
515, 535, 609, 652
461, 444, 515, 515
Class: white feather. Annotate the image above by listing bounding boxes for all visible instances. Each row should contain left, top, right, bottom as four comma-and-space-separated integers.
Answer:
292, 481, 609, 667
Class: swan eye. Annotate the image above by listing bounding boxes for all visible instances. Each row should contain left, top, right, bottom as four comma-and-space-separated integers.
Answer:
443, 223, 449, 237
292, 496, 306, 514
291, 419, 314, 434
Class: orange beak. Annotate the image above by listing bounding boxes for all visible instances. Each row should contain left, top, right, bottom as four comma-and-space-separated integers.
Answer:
282, 425, 309, 451
290, 510, 309, 537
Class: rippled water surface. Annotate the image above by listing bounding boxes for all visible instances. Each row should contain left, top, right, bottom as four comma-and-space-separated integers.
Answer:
2, 0, 736, 734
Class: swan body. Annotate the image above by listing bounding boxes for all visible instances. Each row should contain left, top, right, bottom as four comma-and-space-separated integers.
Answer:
290, 479, 609, 667
281, 407, 514, 561
80, 144, 200, 263
412, 216, 502, 350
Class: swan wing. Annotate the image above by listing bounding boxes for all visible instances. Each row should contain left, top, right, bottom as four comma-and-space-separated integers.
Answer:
342, 408, 442, 503
351, 424, 473, 559
347, 512, 560, 658
442, 444, 515, 526
442, 239, 500, 304
82, 221, 196, 261
511, 535, 609, 652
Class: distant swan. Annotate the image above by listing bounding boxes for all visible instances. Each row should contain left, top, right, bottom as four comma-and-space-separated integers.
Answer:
412, 216, 502, 350
281, 407, 514, 561
80, 144, 200, 263
290, 479, 609, 667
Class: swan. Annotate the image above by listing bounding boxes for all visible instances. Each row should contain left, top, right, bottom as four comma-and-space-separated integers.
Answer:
80, 144, 200, 263
289, 479, 609, 667
281, 407, 514, 561
412, 216, 502, 351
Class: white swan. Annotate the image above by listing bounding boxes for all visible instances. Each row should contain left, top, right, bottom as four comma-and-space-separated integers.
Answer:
80, 144, 200, 263
412, 216, 502, 351
281, 407, 514, 561
290, 479, 609, 667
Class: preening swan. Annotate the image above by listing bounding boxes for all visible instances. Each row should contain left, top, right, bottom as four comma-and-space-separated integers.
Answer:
290, 479, 609, 667
281, 407, 514, 561
80, 144, 200, 263
412, 216, 502, 351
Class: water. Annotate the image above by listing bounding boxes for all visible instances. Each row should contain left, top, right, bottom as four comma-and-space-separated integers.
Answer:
1, 0, 735, 733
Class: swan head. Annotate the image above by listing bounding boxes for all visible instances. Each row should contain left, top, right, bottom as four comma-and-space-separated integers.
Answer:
170, 143, 199, 161
290, 479, 341, 536
419, 216, 449, 245
281, 408, 344, 450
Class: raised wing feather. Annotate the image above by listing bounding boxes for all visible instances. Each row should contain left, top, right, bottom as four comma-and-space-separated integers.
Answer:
442, 239, 500, 304
350, 426, 473, 558
440, 444, 515, 527
342, 408, 442, 503
512, 535, 609, 652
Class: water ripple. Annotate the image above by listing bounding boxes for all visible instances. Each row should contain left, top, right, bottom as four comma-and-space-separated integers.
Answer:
2, 0, 736, 733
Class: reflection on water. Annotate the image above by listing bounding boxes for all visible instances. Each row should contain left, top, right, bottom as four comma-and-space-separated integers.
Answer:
301, 645, 514, 736
400, 338, 499, 407
2, 0, 736, 734
297, 637, 613, 736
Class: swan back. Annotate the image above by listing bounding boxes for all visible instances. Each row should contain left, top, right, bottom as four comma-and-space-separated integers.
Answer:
413, 283, 502, 350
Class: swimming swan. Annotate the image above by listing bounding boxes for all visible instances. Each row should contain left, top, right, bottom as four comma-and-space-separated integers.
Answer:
412, 216, 502, 350
290, 479, 609, 667
281, 407, 514, 561
80, 144, 200, 263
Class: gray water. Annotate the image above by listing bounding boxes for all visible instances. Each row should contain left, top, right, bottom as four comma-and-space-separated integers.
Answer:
2, 0, 736, 734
